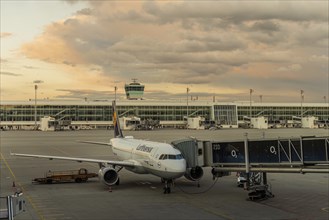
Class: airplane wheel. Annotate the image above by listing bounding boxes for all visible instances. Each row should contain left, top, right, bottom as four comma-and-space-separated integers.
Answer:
163, 187, 171, 194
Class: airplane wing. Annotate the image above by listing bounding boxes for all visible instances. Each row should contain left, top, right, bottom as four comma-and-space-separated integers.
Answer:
10, 153, 135, 167
78, 141, 111, 146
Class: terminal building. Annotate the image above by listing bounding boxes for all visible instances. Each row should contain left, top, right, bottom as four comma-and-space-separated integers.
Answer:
1, 100, 328, 130
0, 81, 328, 130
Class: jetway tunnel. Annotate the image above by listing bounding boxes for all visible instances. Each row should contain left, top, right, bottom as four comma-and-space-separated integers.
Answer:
172, 136, 329, 173
172, 135, 329, 200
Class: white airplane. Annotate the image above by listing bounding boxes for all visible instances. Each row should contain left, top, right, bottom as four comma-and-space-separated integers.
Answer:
11, 101, 203, 194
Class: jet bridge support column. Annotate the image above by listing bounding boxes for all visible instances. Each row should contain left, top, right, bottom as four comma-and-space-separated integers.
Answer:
244, 133, 250, 189
263, 172, 267, 185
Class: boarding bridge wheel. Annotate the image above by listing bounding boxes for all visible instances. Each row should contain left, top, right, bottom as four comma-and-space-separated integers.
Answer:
247, 184, 274, 201
248, 189, 266, 201
246, 172, 275, 201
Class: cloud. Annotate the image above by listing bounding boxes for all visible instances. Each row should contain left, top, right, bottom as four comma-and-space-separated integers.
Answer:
251, 21, 280, 34
33, 80, 44, 84
19, 1, 329, 102
62, 60, 76, 67
56, 89, 113, 100
142, 1, 328, 24
0, 71, 21, 76
23, 65, 38, 69
76, 8, 92, 16
277, 64, 302, 72
0, 32, 12, 38
310, 55, 329, 62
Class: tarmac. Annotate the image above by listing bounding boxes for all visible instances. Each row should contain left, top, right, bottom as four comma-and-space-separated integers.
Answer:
1, 128, 328, 220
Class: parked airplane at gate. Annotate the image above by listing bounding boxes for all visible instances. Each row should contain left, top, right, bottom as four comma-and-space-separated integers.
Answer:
11, 101, 204, 193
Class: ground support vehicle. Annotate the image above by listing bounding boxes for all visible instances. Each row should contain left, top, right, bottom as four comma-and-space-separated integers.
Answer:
33, 168, 98, 184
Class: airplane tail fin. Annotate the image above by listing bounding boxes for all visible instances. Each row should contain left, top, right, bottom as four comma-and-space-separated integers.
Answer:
112, 101, 124, 138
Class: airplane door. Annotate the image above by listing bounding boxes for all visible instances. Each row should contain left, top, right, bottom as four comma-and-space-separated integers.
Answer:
149, 148, 159, 168
151, 148, 159, 158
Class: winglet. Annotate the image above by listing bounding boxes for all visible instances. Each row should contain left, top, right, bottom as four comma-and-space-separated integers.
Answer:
112, 101, 123, 138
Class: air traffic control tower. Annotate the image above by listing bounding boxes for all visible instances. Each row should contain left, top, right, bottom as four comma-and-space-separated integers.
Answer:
125, 79, 145, 100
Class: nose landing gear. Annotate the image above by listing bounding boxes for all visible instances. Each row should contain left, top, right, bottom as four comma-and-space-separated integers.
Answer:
163, 179, 173, 194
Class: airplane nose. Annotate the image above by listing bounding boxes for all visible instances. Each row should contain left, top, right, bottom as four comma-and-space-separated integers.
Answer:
175, 159, 187, 174
180, 160, 187, 172
162, 159, 187, 179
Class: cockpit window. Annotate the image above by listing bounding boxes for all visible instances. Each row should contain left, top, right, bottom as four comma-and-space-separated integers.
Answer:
168, 155, 176, 159
159, 154, 183, 160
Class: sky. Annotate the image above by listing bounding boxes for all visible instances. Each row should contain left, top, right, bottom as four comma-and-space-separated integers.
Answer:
1, 0, 328, 103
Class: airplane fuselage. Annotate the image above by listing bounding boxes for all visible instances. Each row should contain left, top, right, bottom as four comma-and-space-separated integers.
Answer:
110, 137, 186, 180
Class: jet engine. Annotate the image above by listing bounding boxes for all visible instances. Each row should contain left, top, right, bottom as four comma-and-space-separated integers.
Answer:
184, 166, 204, 181
98, 167, 119, 186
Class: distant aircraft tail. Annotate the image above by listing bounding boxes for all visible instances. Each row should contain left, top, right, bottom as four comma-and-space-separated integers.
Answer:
112, 101, 123, 138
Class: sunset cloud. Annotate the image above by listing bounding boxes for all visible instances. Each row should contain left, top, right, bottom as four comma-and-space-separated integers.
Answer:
17, 1, 329, 102
0, 32, 12, 38
0, 71, 21, 76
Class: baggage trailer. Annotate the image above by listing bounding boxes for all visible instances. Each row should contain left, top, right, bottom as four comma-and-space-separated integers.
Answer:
33, 168, 98, 184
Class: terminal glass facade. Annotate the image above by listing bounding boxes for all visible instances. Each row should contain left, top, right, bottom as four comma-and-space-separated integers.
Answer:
1, 102, 328, 126
0, 103, 210, 123
117, 105, 210, 121
214, 105, 238, 126
237, 105, 329, 122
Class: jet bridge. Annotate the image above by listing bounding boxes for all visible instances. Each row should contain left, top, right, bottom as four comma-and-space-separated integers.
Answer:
172, 135, 329, 200
207, 135, 329, 172
173, 136, 329, 172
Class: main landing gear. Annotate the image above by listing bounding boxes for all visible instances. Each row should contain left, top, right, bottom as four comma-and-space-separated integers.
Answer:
162, 179, 173, 194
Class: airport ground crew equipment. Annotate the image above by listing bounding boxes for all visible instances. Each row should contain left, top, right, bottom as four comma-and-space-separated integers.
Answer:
0, 192, 25, 220
33, 168, 98, 184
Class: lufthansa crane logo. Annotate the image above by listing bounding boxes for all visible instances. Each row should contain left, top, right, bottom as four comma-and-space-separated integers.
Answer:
136, 144, 153, 153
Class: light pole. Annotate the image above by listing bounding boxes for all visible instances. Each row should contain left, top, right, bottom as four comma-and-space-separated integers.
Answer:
300, 90, 304, 117
33, 80, 43, 129
186, 87, 190, 119
114, 86, 117, 102
259, 95, 263, 103
112, 81, 120, 102
249, 89, 254, 118
34, 84, 38, 128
